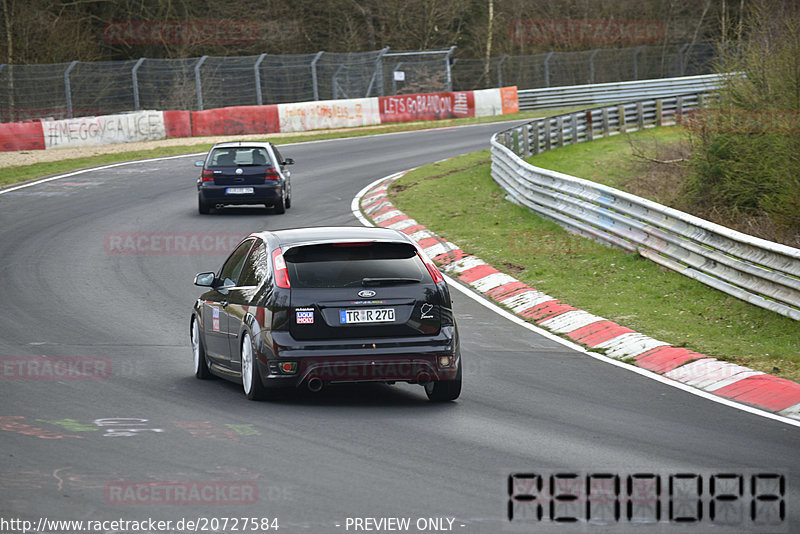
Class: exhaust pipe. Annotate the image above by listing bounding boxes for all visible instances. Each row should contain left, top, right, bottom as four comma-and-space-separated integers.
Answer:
215, 204, 225, 210
307, 377, 324, 393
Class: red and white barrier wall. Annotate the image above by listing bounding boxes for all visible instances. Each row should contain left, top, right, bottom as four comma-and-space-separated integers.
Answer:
0, 87, 519, 152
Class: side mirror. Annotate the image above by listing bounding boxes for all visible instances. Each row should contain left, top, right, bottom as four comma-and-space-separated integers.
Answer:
194, 160, 205, 167
283, 158, 295, 165
194, 272, 216, 287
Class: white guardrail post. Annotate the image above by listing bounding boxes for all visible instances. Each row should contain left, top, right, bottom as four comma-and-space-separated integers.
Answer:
491, 92, 800, 321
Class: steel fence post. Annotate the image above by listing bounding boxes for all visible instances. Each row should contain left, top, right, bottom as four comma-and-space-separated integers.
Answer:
132, 57, 145, 111
679, 43, 690, 76
633, 46, 644, 80
445, 46, 456, 91
496, 55, 508, 88
0, 64, 5, 121
254, 53, 266, 105
195, 55, 208, 111
64, 60, 79, 118
311, 51, 324, 101
589, 49, 600, 84
543, 51, 554, 88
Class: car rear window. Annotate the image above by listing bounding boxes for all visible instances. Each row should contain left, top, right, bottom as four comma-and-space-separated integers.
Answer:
284, 242, 429, 288
209, 147, 270, 167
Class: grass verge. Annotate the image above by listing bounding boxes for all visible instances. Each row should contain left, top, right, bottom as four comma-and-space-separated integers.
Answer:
388, 150, 800, 383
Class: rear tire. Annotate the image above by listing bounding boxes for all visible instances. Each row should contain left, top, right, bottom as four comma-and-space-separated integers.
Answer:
271, 187, 287, 214
424, 362, 462, 402
191, 318, 211, 379
198, 197, 211, 214
241, 332, 268, 400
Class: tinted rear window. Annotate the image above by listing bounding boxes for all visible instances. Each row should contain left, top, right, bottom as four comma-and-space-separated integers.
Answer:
284, 242, 428, 288
209, 148, 270, 167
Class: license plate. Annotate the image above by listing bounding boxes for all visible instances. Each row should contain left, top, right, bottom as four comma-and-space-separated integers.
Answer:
339, 308, 395, 324
226, 187, 254, 194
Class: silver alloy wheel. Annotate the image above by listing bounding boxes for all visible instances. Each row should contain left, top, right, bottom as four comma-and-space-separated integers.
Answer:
241, 335, 253, 394
192, 320, 201, 373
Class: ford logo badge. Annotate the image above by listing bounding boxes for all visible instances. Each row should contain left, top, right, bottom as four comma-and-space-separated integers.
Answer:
358, 290, 376, 298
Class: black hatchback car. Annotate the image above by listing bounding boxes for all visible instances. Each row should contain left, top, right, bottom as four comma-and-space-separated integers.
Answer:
195, 141, 293, 214
190, 227, 461, 401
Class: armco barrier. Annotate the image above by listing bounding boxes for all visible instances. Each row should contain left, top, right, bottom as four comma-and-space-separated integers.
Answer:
41, 110, 167, 149
163, 110, 191, 139
191, 105, 279, 137
0, 119, 44, 151
379, 91, 475, 122
492, 94, 800, 321
517, 73, 724, 110
0, 86, 516, 151
277, 98, 381, 133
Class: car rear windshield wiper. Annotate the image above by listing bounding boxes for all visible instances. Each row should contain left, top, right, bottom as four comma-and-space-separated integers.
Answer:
361, 277, 421, 286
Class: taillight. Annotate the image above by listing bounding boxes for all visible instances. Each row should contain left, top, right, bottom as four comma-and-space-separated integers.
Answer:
272, 248, 290, 288
414, 244, 444, 283
265, 168, 280, 181
201, 170, 214, 182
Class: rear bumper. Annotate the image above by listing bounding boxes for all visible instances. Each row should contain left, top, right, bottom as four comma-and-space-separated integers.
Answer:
257, 327, 459, 388
198, 183, 282, 206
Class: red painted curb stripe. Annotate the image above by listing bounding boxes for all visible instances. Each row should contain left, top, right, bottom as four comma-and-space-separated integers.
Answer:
432, 249, 467, 265
458, 264, 499, 283
400, 224, 427, 235
416, 236, 444, 249
634, 346, 702, 374
372, 204, 397, 217
486, 282, 534, 301
377, 215, 409, 227
525, 301, 575, 322
713, 375, 800, 411
566, 320, 635, 347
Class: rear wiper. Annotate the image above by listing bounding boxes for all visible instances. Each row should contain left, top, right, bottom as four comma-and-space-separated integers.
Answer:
361, 277, 421, 286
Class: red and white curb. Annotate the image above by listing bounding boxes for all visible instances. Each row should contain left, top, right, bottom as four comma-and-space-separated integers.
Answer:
355, 172, 800, 423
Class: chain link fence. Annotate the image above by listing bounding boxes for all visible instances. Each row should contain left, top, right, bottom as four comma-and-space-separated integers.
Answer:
0, 44, 714, 122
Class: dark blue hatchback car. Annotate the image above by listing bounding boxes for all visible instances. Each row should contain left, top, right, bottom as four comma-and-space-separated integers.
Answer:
195, 141, 293, 214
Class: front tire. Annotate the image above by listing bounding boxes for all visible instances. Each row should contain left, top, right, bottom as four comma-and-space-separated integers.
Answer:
191, 318, 211, 379
241, 333, 268, 400
424, 362, 462, 402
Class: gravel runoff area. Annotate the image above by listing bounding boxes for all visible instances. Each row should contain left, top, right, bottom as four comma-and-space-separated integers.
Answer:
0, 126, 392, 168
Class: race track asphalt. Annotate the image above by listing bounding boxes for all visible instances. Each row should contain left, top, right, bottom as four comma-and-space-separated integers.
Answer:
0, 123, 797, 533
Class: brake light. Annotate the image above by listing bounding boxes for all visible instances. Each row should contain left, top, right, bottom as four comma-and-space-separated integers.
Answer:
265, 168, 280, 181
414, 244, 444, 283
272, 248, 291, 288
201, 170, 214, 182
332, 242, 372, 247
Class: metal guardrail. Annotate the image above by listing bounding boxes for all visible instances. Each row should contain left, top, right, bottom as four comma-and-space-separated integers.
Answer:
517, 74, 724, 110
491, 93, 800, 321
